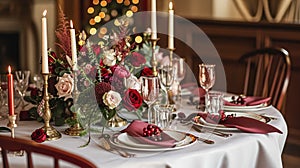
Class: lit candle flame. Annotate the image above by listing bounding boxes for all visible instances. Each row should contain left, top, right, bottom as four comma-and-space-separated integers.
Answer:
169, 1, 173, 10
8, 65, 11, 74
70, 20, 73, 29
43, 10, 47, 17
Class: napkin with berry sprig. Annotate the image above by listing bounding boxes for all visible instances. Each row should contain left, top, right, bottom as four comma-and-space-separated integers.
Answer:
121, 120, 176, 147
224, 95, 271, 106
194, 111, 282, 134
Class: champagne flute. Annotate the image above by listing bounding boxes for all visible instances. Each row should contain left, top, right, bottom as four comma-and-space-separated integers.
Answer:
158, 65, 175, 105
199, 64, 215, 111
15, 70, 30, 109
140, 76, 159, 124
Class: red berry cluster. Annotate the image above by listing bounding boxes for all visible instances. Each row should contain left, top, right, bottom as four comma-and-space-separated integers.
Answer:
142, 124, 163, 141
230, 95, 245, 105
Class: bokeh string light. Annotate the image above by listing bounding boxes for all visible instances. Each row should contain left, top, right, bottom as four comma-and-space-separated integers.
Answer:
85, 0, 140, 36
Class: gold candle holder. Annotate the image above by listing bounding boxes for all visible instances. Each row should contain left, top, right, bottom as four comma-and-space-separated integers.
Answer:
41, 73, 61, 141
7, 115, 24, 156
168, 47, 176, 66
65, 70, 84, 136
150, 38, 160, 76
7, 114, 17, 138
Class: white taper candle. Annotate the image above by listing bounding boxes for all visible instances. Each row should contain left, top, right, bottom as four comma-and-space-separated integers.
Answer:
70, 20, 78, 70
168, 1, 174, 49
42, 10, 49, 74
151, 0, 157, 39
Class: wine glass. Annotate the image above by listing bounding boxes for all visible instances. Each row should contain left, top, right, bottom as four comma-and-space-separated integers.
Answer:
0, 74, 8, 119
140, 76, 160, 124
15, 70, 30, 108
158, 65, 175, 105
199, 64, 216, 110
173, 58, 186, 83
172, 58, 186, 98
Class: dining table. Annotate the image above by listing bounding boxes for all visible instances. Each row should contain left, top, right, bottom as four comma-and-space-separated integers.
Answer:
0, 94, 287, 168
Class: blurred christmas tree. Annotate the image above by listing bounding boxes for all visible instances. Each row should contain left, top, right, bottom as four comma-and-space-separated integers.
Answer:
85, 0, 140, 36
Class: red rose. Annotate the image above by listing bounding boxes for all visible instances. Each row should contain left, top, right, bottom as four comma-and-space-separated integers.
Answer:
141, 67, 153, 77
123, 89, 143, 111
101, 67, 111, 77
129, 52, 146, 67
31, 128, 47, 143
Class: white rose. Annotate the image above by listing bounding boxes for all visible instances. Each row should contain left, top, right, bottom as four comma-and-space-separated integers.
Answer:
103, 90, 122, 109
103, 49, 116, 66
55, 73, 74, 100
126, 75, 141, 92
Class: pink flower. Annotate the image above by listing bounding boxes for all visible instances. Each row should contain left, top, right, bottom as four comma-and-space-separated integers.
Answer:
55, 73, 74, 100
92, 44, 101, 56
113, 65, 130, 78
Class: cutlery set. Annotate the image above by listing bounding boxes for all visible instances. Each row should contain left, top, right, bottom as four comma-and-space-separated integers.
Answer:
98, 134, 135, 158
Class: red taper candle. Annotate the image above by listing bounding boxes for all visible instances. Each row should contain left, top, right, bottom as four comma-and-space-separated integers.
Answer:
7, 66, 14, 116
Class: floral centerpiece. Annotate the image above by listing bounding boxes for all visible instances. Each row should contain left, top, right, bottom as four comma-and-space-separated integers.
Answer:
26, 10, 166, 145
76, 18, 153, 127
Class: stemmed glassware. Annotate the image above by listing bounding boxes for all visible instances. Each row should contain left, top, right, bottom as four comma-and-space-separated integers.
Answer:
198, 64, 216, 110
140, 76, 160, 124
158, 65, 175, 105
0, 74, 8, 119
172, 58, 186, 98
15, 70, 30, 109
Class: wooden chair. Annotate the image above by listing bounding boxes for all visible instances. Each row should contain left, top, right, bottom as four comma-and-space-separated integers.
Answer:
239, 47, 291, 112
0, 135, 97, 168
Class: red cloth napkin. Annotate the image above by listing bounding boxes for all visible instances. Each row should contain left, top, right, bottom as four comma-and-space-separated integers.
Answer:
121, 120, 176, 147
197, 112, 282, 134
224, 96, 271, 106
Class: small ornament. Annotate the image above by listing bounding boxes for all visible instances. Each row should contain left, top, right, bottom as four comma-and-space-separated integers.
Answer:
142, 124, 163, 141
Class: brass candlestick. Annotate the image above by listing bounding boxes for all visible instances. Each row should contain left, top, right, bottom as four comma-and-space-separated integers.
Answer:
168, 47, 176, 66
7, 114, 24, 156
151, 38, 160, 76
41, 73, 61, 141
7, 114, 17, 138
65, 70, 84, 136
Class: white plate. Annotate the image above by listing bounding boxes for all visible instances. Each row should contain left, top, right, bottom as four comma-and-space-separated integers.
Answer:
192, 112, 266, 131
110, 131, 197, 152
224, 105, 271, 112
117, 131, 187, 149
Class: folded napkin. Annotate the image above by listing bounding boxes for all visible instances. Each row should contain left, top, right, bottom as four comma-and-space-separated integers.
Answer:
224, 96, 271, 106
121, 120, 176, 147
197, 112, 282, 134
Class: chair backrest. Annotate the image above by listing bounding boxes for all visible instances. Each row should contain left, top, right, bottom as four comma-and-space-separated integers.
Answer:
0, 135, 97, 168
239, 47, 291, 112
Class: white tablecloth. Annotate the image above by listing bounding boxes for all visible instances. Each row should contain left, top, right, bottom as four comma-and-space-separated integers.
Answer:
0, 105, 287, 168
